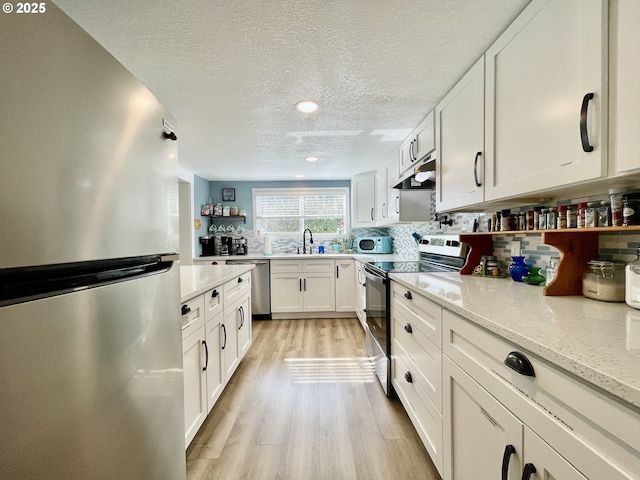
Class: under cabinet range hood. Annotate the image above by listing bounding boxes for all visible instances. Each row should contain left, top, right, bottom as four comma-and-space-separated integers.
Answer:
393, 154, 436, 189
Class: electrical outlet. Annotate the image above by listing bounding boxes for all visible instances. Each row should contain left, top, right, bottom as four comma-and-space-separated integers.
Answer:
194, 219, 202, 230
511, 241, 521, 257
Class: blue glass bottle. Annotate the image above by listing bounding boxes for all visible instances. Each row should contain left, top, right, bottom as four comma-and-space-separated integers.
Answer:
509, 256, 529, 282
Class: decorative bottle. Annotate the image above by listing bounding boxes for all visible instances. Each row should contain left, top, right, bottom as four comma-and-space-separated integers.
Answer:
508, 256, 529, 282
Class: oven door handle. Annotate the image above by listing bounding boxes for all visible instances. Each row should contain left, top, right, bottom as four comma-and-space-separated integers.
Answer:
363, 266, 386, 284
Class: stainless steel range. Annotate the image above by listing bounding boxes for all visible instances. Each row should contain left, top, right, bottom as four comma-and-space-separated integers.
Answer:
363, 234, 468, 396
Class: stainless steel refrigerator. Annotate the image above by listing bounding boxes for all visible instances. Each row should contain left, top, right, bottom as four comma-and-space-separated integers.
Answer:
0, 4, 186, 479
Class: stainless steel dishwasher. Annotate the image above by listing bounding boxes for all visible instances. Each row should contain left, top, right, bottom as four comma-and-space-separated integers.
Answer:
225, 259, 271, 318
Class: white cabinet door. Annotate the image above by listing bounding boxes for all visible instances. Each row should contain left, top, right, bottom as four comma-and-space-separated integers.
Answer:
335, 259, 356, 312
375, 168, 388, 225
204, 313, 224, 413
523, 427, 588, 480
355, 261, 366, 328
303, 273, 335, 312
435, 57, 485, 212
399, 136, 414, 175
386, 158, 400, 224
183, 326, 207, 447
270, 273, 304, 313
351, 171, 376, 227
414, 111, 435, 162
611, 0, 640, 175
222, 303, 239, 380
443, 356, 523, 480
236, 293, 252, 358
484, 0, 607, 201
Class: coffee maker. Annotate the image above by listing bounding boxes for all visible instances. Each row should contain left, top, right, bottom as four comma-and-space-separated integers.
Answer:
199, 235, 216, 256
220, 236, 233, 256
234, 237, 248, 255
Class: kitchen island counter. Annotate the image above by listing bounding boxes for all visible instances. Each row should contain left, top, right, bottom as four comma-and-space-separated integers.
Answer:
389, 271, 640, 411
180, 264, 254, 303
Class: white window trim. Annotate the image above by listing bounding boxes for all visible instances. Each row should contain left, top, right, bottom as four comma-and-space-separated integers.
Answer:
252, 187, 350, 240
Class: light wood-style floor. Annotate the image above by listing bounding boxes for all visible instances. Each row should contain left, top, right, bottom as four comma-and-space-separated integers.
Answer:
186, 318, 440, 480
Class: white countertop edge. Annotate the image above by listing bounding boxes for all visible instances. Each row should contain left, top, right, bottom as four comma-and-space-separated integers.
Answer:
194, 253, 419, 262
389, 272, 640, 412
180, 264, 254, 303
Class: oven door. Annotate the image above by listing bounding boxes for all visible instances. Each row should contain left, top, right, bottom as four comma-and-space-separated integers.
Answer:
363, 265, 391, 395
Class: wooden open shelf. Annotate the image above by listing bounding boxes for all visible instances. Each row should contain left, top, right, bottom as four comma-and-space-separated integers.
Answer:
459, 226, 640, 296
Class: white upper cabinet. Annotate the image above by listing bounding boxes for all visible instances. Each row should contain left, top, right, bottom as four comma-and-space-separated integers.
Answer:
386, 157, 400, 224
484, 0, 608, 202
414, 112, 435, 164
351, 171, 376, 228
375, 167, 388, 225
435, 57, 485, 212
399, 111, 435, 175
610, 0, 640, 175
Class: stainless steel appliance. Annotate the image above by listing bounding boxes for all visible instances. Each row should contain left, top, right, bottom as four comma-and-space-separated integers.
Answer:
225, 259, 271, 318
220, 236, 233, 255
356, 236, 394, 254
363, 235, 468, 396
234, 237, 248, 255
0, 6, 185, 479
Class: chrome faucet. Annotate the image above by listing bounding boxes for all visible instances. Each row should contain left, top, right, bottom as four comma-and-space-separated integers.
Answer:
302, 228, 314, 254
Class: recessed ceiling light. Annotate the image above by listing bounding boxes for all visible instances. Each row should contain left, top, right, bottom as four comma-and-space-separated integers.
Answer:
295, 100, 319, 114
295, 174, 305, 178
305, 156, 319, 162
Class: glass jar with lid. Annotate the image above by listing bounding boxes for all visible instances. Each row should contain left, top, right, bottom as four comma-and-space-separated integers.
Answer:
582, 260, 626, 302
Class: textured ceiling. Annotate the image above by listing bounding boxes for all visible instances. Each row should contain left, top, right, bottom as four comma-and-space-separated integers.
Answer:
53, 0, 531, 181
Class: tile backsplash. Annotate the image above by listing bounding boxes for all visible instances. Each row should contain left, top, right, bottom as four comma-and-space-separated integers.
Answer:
239, 190, 640, 272
388, 191, 640, 276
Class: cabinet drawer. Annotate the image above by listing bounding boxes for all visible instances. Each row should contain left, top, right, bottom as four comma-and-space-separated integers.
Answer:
443, 311, 640, 479
392, 305, 442, 412
392, 351, 443, 475
303, 259, 335, 273
391, 281, 442, 347
270, 259, 302, 273
204, 286, 223, 322
181, 295, 205, 340
223, 271, 251, 305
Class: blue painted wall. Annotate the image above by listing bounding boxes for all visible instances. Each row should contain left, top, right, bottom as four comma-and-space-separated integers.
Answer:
209, 180, 351, 231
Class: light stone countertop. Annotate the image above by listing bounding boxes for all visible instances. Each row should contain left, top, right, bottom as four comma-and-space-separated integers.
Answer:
180, 264, 254, 303
194, 253, 417, 263
389, 271, 640, 411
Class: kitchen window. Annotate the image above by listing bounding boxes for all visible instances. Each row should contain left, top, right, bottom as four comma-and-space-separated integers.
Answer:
252, 188, 349, 237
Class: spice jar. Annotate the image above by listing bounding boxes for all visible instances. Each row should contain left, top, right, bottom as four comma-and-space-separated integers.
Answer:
566, 205, 577, 228
610, 192, 623, 227
500, 209, 511, 231
582, 260, 626, 302
623, 192, 640, 226
539, 208, 548, 230
585, 202, 599, 228
556, 206, 567, 229
577, 202, 588, 228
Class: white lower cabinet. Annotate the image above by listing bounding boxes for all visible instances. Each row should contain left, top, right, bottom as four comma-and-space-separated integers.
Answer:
443, 356, 523, 480
390, 281, 444, 475
182, 324, 207, 447
270, 259, 336, 314
221, 298, 240, 380
442, 310, 640, 480
204, 312, 224, 413
182, 272, 253, 448
335, 259, 356, 312
355, 260, 366, 328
